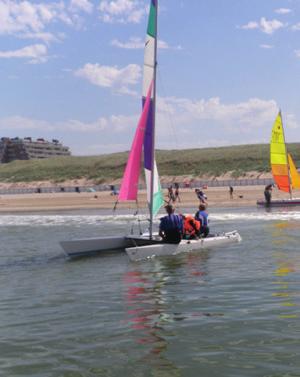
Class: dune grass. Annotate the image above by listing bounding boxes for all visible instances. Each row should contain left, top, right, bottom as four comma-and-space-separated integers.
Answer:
0, 143, 299, 183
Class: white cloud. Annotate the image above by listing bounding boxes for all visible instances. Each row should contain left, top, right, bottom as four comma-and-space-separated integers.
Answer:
0, 1, 88, 43
0, 115, 54, 130
285, 113, 299, 129
98, 0, 146, 23
241, 17, 285, 34
111, 37, 144, 49
240, 21, 258, 31
0, 44, 48, 63
0, 113, 137, 134
111, 36, 182, 51
74, 63, 141, 94
70, 0, 93, 14
156, 96, 280, 140
260, 44, 273, 49
275, 8, 291, 15
291, 23, 300, 31
19, 31, 60, 44
295, 50, 300, 58
1, 96, 299, 154
0, 1, 70, 35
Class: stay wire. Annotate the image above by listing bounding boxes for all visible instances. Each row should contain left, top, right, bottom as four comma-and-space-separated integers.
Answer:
157, 67, 185, 214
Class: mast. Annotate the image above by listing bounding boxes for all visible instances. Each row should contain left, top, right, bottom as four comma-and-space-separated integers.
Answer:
149, 0, 158, 239
280, 110, 293, 199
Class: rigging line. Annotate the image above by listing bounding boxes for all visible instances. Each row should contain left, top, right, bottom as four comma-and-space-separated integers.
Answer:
157, 67, 191, 213
157, 67, 179, 150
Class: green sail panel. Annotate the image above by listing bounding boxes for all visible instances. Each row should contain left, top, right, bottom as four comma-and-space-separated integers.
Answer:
147, 1, 157, 38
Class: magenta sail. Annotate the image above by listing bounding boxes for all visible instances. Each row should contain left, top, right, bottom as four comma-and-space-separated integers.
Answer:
118, 81, 153, 201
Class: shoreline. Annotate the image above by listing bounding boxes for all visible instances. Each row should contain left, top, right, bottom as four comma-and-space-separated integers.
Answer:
0, 186, 296, 213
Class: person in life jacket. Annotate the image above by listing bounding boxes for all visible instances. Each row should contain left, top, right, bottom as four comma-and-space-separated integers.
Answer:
183, 214, 201, 240
159, 204, 183, 244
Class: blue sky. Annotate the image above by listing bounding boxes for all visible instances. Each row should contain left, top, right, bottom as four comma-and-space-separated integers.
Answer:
0, 0, 300, 155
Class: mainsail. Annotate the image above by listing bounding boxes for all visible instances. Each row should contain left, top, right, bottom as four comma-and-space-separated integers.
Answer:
270, 112, 291, 193
118, 0, 163, 230
143, 0, 164, 217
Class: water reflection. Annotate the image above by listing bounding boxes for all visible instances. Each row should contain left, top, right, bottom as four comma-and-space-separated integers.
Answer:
123, 253, 211, 372
123, 265, 178, 373
270, 221, 299, 319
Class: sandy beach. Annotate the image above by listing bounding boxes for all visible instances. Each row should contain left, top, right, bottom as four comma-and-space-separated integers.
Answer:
0, 185, 297, 212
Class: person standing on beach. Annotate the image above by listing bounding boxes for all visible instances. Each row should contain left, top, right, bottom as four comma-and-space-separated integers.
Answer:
174, 182, 180, 202
167, 185, 175, 203
229, 186, 233, 199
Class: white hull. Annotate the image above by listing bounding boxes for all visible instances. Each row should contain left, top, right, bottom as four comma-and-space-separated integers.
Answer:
60, 234, 161, 258
126, 231, 242, 261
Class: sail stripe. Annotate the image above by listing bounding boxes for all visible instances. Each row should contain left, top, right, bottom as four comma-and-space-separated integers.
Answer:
145, 162, 164, 216
143, 97, 154, 170
272, 175, 290, 193
118, 80, 153, 201
147, 0, 157, 38
272, 164, 288, 176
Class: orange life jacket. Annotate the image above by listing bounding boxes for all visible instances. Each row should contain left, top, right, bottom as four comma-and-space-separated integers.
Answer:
183, 215, 201, 237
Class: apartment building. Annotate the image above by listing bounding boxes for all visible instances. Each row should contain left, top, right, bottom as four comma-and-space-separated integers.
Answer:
0, 137, 71, 163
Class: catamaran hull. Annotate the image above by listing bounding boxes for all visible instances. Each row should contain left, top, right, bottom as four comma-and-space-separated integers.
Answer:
126, 231, 242, 262
60, 235, 161, 258
257, 199, 300, 207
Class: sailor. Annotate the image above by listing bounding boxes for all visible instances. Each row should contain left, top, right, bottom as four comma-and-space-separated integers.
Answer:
159, 204, 183, 244
195, 188, 207, 203
264, 184, 272, 207
174, 182, 180, 202
167, 185, 175, 203
195, 204, 209, 237
183, 214, 201, 239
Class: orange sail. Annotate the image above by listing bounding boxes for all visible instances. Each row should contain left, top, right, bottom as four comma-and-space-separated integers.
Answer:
270, 112, 290, 193
288, 153, 300, 189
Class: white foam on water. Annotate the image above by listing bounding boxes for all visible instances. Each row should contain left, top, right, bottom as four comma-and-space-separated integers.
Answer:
0, 214, 150, 227
211, 211, 300, 222
0, 210, 299, 227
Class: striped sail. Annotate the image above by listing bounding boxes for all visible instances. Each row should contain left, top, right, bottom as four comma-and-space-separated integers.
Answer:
118, 81, 153, 201
288, 153, 300, 189
143, 0, 164, 216
270, 112, 290, 193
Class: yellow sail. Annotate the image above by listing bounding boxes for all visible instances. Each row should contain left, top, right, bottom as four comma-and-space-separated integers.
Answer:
270, 112, 290, 193
288, 154, 300, 189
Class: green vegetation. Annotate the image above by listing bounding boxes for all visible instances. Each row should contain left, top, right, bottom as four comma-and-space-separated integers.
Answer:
0, 143, 299, 183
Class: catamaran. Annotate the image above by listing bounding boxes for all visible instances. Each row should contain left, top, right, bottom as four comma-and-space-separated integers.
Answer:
60, 0, 241, 259
257, 111, 300, 207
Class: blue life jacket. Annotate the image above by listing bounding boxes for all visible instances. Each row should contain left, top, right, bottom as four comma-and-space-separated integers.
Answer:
159, 214, 183, 232
195, 210, 208, 227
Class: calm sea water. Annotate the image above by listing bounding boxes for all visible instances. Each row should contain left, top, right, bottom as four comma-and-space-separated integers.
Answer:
0, 207, 300, 377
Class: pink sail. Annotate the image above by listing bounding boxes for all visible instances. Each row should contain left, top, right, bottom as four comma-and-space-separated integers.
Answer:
118, 80, 153, 201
